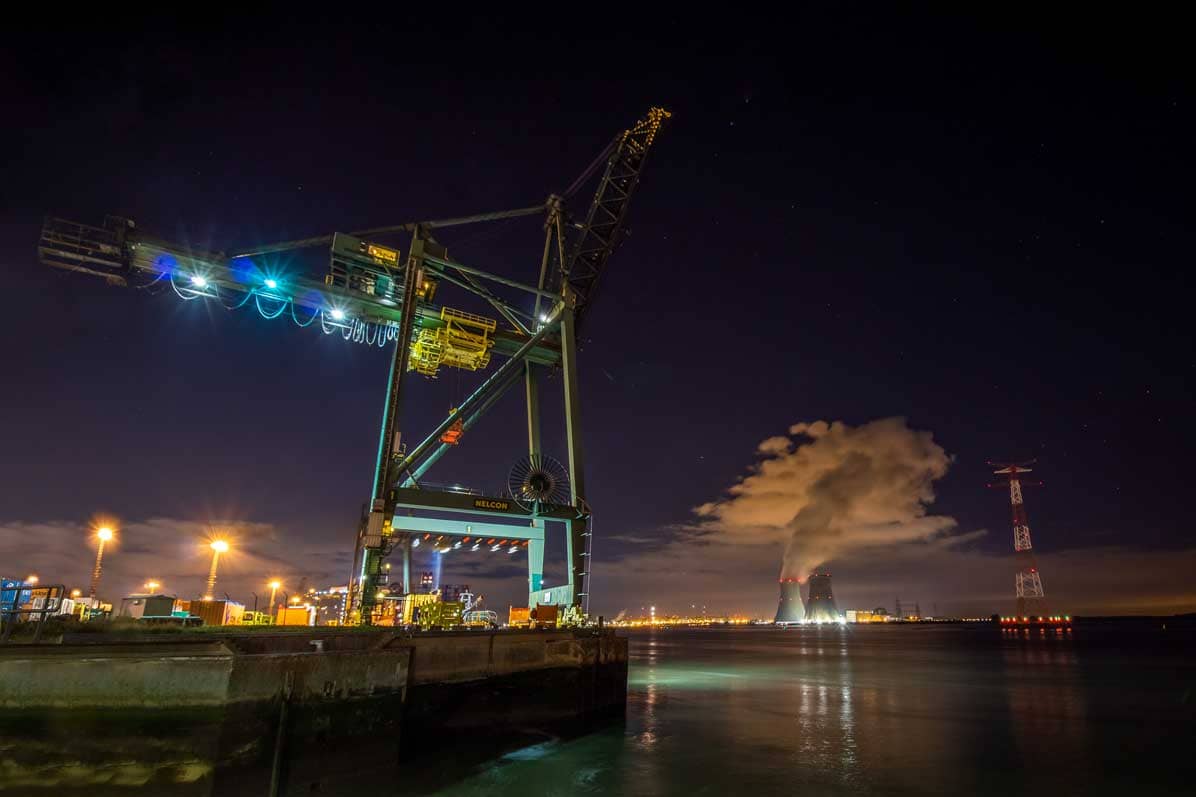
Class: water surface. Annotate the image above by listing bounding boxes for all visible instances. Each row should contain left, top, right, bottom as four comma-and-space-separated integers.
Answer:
408, 622, 1194, 796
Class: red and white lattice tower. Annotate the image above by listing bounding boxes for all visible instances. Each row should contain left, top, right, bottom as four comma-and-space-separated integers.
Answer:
988, 460, 1047, 618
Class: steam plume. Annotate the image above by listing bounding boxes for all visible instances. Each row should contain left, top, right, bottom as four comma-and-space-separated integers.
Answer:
696, 418, 956, 579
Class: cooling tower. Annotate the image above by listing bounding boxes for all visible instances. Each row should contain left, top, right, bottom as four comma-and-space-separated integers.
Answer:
774, 578, 805, 625
804, 572, 840, 623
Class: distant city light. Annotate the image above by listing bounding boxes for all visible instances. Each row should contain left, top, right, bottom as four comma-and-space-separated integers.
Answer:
26, 574, 38, 585
190, 275, 207, 288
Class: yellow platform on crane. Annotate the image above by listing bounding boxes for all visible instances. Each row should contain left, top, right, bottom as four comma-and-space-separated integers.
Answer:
409, 307, 497, 377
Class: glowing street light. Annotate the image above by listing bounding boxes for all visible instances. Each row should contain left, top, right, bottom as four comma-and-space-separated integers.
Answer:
205, 539, 229, 599
90, 525, 115, 600
70, 589, 82, 599
26, 574, 39, 585
268, 579, 282, 609
144, 580, 161, 594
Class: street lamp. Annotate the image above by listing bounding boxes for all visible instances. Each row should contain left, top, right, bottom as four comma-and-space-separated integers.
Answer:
204, 539, 229, 600
268, 580, 282, 609
89, 526, 115, 600
26, 574, 39, 585
144, 580, 160, 594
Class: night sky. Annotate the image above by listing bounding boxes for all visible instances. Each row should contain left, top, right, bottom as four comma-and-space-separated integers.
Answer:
2, 10, 1192, 618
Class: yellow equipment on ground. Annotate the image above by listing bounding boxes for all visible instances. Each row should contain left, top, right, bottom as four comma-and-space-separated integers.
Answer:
409, 308, 496, 377
402, 593, 441, 625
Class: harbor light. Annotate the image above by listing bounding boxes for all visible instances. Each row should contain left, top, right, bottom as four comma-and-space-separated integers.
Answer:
90, 525, 116, 600
268, 579, 282, 608
205, 538, 230, 598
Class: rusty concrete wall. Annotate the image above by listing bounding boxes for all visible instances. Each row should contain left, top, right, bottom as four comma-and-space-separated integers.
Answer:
227, 649, 409, 703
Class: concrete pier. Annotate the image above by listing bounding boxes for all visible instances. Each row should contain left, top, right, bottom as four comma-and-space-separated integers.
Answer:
0, 628, 627, 795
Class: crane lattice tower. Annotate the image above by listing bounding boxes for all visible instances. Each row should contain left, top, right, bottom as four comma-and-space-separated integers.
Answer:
989, 461, 1047, 618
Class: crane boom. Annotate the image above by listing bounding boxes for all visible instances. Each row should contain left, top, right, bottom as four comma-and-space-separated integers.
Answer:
38, 216, 563, 366
559, 107, 670, 324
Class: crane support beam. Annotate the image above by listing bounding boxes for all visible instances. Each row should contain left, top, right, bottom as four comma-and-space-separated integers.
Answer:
354, 233, 427, 623
401, 363, 525, 487
228, 204, 548, 259
390, 308, 562, 489
559, 304, 589, 606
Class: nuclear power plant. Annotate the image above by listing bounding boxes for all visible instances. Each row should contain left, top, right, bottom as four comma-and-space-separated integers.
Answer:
774, 578, 805, 625
774, 572, 842, 625
804, 572, 840, 623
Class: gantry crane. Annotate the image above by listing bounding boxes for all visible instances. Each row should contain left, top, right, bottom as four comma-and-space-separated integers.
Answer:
38, 107, 670, 624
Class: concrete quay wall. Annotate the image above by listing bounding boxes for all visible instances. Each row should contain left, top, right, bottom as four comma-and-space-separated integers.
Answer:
0, 628, 625, 710
0, 638, 410, 709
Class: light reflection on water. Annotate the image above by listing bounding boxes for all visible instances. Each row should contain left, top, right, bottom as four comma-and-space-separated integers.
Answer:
417, 623, 1195, 797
